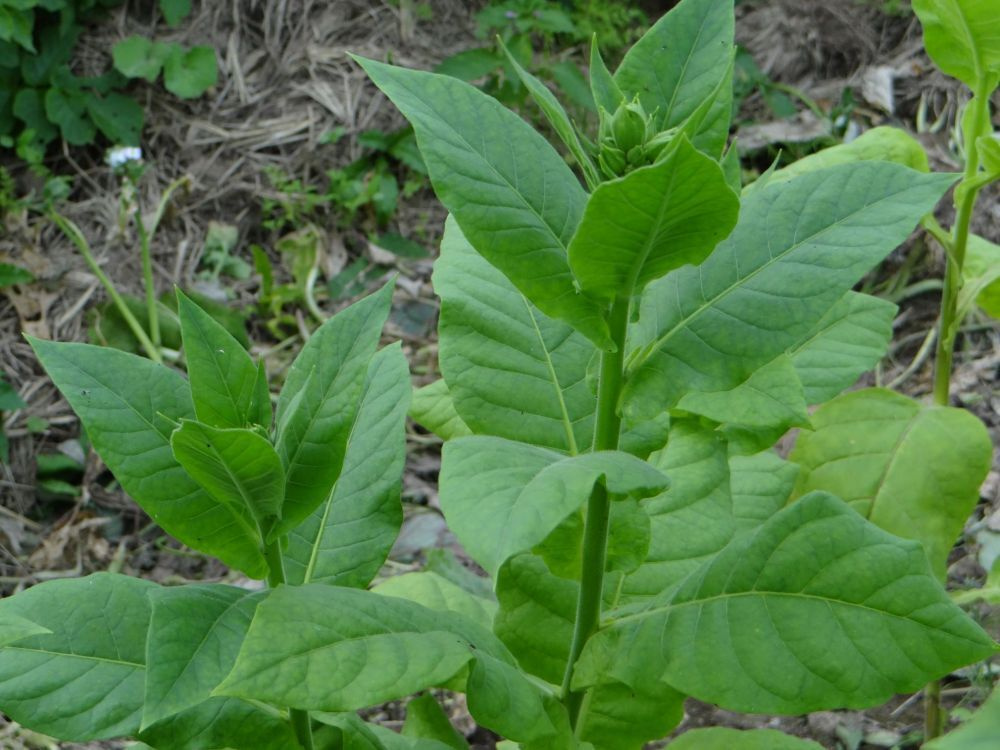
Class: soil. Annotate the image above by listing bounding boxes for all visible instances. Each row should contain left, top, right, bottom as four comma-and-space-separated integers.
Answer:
0, 1, 998, 749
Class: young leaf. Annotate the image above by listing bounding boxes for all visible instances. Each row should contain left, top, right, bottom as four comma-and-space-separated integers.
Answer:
171, 420, 284, 527
112, 36, 173, 82
139, 697, 298, 750
403, 693, 470, 750
789, 388, 992, 579
589, 37, 623, 114
568, 136, 738, 301
924, 684, 1000, 749
0, 573, 155, 740
283, 344, 409, 587
27, 338, 267, 577
143, 584, 264, 729
584, 492, 998, 714
439, 436, 669, 575
669, 728, 824, 750
624, 163, 955, 419
434, 217, 595, 453
160, 0, 192, 27
912, 0, 1000, 89
409, 379, 472, 440
614, 0, 734, 135
274, 282, 393, 538
374, 572, 497, 632
354, 56, 611, 350
178, 289, 263, 429
163, 45, 218, 99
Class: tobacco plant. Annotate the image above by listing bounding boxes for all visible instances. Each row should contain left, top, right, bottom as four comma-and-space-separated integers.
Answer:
0, 1, 997, 749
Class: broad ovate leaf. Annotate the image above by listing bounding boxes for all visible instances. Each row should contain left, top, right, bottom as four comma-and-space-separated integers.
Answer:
355, 57, 610, 349
913, 0, 1000, 88
789, 388, 992, 579
374, 571, 497, 632
274, 281, 392, 537
139, 697, 297, 750
439, 436, 668, 575
434, 217, 595, 453
568, 136, 738, 301
27, 338, 267, 577
583, 492, 997, 714
730, 450, 798, 532
624, 163, 955, 419
0, 573, 154, 740
284, 344, 409, 587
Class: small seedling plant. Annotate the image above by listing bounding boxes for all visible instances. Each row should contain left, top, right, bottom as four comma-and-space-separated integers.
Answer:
0, 1, 997, 749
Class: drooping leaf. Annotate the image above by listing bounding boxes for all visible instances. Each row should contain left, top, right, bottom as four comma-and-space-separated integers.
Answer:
925, 684, 1000, 749
177, 289, 263, 429
669, 728, 825, 749
273, 282, 392, 538
283, 344, 409, 587
403, 693, 470, 750
0, 573, 155, 740
624, 163, 955, 419
789, 388, 992, 578
434, 217, 596, 453
912, 0, 1000, 88
374, 571, 497, 632
440, 435, 668, 575
143, 584, 264, 729
583, 492, 997, 714
409, 379, 472, 440
568, 136, 738, 301
355, 56, 611, 349
171, 420, 284, 527
139, 697, 298, 750
614, 0, 734, 136
27, 338, 267, 577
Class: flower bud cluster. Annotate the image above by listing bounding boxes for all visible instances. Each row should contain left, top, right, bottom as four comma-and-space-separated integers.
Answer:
596, 97, 677, 179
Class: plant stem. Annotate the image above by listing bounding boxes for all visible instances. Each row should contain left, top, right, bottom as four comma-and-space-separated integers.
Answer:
50, 213, 162, 364
561, 295, 629, 727
135, 210, 160, 349
264, 538, 315, 750
925, 680, 944, 740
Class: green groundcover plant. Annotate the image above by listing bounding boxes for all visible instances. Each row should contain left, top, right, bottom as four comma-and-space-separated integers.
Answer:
1, 1, 997, 748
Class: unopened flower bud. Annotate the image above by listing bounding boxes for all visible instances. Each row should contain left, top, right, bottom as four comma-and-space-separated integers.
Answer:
611, 98, 649, 154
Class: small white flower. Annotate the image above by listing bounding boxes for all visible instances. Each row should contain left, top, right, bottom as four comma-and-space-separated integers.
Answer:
107, 146, 143, 169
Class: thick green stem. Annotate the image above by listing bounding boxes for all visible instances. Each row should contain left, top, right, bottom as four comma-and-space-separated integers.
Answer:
135, 214, 160, 348
561, 296, 629, 727
925, 680, 944, 741
264, 538, 315, 750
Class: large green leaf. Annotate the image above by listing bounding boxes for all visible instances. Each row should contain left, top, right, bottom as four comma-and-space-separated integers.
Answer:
274, 282, 392, 538
669, 728, 824, 749
171, 420, 283, 528
355, 57, 610, 349
0, 612, 49, 646
177, 289, 268, 429
913, 0, 1000, 88
582, 492, 997, 714
576, 679, 685, 750
624, 163, 955, 419
28, 338, 267, 577
614, 0, 734, 137
925, 685, 1000, 749
568, 136, 738, 301
283, 344, 409, 587
434, 217, 595, 453
0, 573, 154, 740
143, 584, 263, 728
439, 436, 669, 575
729, 450, 798, 532
403, 693, 470, 750
789, 388, 992, 579
139, 697, 298, 750
374, 571, 497, 632
409, 379, 472, 440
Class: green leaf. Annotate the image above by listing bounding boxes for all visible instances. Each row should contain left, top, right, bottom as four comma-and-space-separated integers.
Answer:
163, 45, 217, 99
583, 492, 997, 714
788, 291, 896, 403
0, 262, 33, 288
143, 584, 263, 728
589, 37, 623, 114
13, 87, 57, 143
0, 612, 50, 646
440, 435, 668, 575
789, 388, 992, 579
159, 0, 192, 27
925, 684, 1000, 749
171, 420, 283, 527
112, 36, 173, 82
0, 376, 27, 411
729, 450, 798, 532
27, 338, 267, 577
433, 47, 500, 82
44, 86, 95, 145
403, 693, 470, 750
354, 56, 611, 350
764, 126, 930, 184
217, 584, 509, 710
979, 134, 1000, 175
273, 282, 393, 538
614, 0, 734, 135
409, 379, 472, 440
669, 728, 825, 750
434, 217, 596, 453
374, 572, 497, 632
283, 344, 409, 587
139, 697, 298, 750
178, 288, 264, 429
963, 233, 1000, 318
569, 136, 738, 301
576, 679, 685, 750
913, 0, 1000, 88
86, 92, 144, 146
0, 573, 154, 740
625, 163, 955, 419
